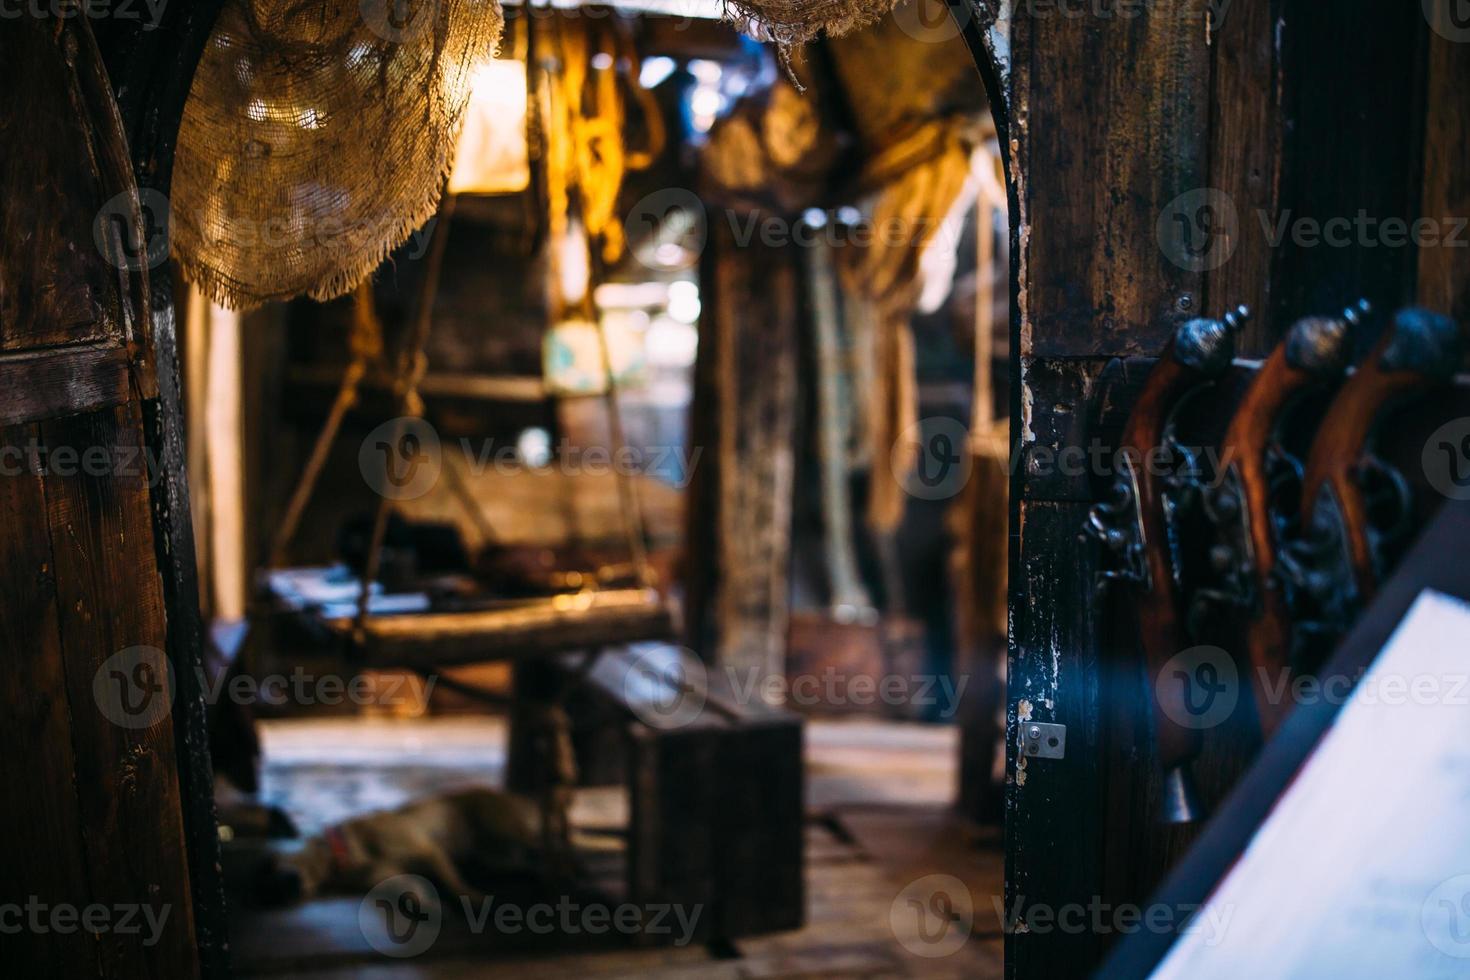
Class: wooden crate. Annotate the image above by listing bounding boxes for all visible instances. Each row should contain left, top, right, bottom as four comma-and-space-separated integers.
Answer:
571, 644, 806, 942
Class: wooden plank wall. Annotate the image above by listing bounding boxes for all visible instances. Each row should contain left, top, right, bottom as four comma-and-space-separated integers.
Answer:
954, 1, 1441, 976
0, 424, 98, 977
0, 9, 227, 977
0, 409, 199, 977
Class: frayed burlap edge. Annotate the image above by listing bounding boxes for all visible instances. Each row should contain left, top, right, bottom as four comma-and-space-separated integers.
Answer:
721, 0, 900, 50
173, 2, 504, 312
721, 0, 900, 89
172, 123, 468, 313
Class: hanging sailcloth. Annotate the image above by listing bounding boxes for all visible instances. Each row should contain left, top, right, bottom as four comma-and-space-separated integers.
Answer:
172, 0, 504, 310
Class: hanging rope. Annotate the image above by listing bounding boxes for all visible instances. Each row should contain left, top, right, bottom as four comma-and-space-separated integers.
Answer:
354, 191, 459, 639
269, 282, 384, 568
536, 12, 660, 589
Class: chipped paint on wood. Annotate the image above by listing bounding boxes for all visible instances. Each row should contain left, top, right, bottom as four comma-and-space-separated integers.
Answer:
1019, 360, 1036, 445
987, 0, 1013, 81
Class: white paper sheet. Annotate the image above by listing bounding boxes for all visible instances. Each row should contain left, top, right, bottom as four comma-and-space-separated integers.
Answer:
1150, 589, 1470, 980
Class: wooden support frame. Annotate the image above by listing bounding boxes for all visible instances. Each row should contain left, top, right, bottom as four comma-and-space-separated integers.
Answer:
948, 0, 1447, 976
27, 4, 1460, 978
95, 3, 234, 975
0, 9, 229, 977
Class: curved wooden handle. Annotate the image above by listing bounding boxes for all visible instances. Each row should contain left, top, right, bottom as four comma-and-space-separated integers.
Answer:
1300, 308, 1462, 599
1122, 357, 1207, 773
1222, 306, 1359, 736
1118, 306, 1247, 820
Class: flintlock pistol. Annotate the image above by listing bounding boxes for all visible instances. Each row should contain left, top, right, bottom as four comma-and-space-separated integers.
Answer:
1279, 307, 1463, 658
1191, 303, 1364, 738
1085, 304, 1250, 824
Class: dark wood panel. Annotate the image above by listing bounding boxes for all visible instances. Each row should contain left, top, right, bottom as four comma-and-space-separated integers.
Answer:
40, 403, 198, 979
1204, 0, 1285, 356
1020, 1, 1214, 358
0, 343, 133, 427
0, 19, 122, 351
960, 0, 1446, 977
0, 421, 99, 976
143, 284, 230, 980
1006, 499, 1106, 977
1272, 0, 1430, 344
1418, 21, 1470, 325
1, 18, 211, 980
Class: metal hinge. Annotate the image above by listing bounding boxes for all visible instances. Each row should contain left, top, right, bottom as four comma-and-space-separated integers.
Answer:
1021, 722, 1066, 760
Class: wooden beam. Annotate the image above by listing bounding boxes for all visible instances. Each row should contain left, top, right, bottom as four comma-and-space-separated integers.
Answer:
98, 1, 233, 973
351, 592, 676, 668
708, 213, 801, 692
1418, 16, 1470, 324
996, 4, 1216, 976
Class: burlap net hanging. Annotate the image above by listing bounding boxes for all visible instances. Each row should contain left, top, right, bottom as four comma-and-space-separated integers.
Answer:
172, 0, 504, 311
722, 0, 900, 51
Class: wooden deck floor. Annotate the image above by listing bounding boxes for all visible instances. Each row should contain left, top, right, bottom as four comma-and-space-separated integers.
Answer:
230, 717, 1004, 978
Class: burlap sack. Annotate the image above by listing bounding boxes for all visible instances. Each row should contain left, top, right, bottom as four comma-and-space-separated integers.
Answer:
172, 0, 504, 310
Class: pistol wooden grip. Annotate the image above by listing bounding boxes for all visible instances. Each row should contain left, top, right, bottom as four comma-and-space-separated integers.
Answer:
1300, 338, 1422, 598
1243, 590, 1295, 735
1222, 350, 1325, 737
1121, 356, 1204, 773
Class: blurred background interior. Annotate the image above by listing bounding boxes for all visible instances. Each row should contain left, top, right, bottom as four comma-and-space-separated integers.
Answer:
181, 1, 1011, 975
